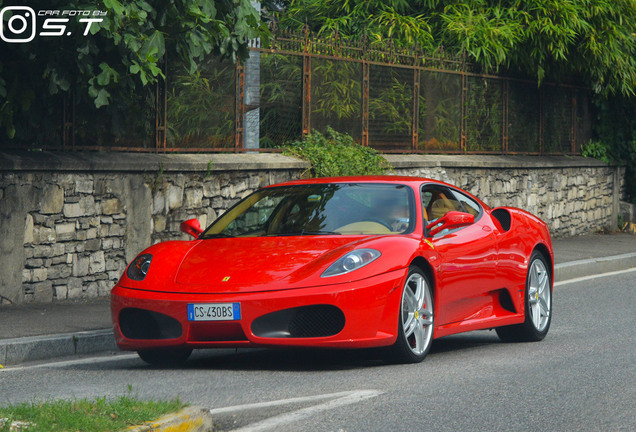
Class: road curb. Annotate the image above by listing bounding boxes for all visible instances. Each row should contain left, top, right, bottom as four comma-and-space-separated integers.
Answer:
554, 252, 636, 283
0, 329, 116, 366
126, 406, 213, 432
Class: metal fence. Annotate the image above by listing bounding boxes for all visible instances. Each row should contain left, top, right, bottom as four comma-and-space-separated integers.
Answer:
36, 28, 591, 154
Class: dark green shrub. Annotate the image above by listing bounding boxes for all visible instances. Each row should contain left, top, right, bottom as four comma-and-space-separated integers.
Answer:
284, 128, 392, 178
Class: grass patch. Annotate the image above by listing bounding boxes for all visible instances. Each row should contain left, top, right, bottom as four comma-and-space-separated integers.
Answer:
0, 394, 183, 432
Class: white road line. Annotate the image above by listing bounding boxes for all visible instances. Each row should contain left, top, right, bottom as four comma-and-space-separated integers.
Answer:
555, 266, 636, 287
210, 390, 383, 432
0, 353, 138, 372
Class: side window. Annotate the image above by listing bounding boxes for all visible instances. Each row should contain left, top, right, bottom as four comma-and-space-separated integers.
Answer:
421, 187, 462, 222
449, 189, 481, 217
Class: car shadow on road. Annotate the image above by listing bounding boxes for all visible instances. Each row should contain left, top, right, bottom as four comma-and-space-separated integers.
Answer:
169, 330, 503, 372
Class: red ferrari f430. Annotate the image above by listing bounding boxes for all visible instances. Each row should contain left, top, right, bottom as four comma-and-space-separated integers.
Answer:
111, 176, 553, 365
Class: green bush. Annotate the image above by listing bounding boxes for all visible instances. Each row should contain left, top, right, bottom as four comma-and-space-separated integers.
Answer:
284, 127, 392, 178
581, 140, 612, 164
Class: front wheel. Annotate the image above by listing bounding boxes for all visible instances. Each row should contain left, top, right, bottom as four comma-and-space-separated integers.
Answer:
388, 267, 435, 363
496, 251, 552, 342
137, 348, 193, 367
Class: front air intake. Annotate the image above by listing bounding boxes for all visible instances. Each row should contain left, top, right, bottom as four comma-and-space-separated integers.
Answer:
252, 305, 345, 338
119, 308, 182, 340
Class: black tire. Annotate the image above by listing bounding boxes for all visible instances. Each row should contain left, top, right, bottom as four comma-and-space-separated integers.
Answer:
496, 250, 552, 342
137, 348, 193, 366
387, 266, 435, 363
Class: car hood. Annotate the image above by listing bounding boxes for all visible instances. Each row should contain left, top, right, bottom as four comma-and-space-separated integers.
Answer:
173, 236, 370, 292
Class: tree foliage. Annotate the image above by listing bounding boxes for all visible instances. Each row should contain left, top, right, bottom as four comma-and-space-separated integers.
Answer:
0, 0, 269, 141
279, 0, 636, 97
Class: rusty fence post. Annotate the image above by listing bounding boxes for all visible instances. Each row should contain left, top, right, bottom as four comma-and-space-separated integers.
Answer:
361, 60, 370, 146
412, 66, 420, 151
301, 27, 311, 137
571, 89, 577, 154
62, 92, 75, 151
538, 87, 544, 155
460, 54, 468, 153
502, 79, 509, 154
235, 61, 245, 152
155, 53, 168, 153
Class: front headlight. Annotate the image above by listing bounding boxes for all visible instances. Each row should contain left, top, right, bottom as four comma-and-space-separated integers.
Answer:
321, 249, 381, 278
126, 254, 152, 281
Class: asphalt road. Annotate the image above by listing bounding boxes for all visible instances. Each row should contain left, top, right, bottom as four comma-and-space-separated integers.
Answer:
2, 270, 635, 432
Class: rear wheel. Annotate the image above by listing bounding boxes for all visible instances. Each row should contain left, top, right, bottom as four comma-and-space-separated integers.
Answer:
137, 348, 192, 367
497, 251, 552, 342
388, 267, 435, 363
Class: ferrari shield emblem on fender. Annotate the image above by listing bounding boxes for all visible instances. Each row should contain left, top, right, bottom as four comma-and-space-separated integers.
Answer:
222, 276, 231, 282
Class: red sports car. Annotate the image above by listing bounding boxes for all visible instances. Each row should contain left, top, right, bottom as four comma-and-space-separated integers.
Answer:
111, 176, 553, 365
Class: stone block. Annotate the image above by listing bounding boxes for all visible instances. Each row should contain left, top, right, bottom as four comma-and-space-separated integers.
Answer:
22, 269, 31, 283
203, 179, 221, 197
48, 264, 71, 280
55, 223, 76, 241
89, 251, 105, 274
85, 238, 101, 251
32, 281, 53, 303
75, 179, 94, 194
166, 184, 183, 210
101, 198, 123, 215
23, 213, 34, 245
33, 226, 56, 244
154, 215, 166, 232
73, 255, 89, 277
32, 268, 47, 282
63, 195, 96, 218
98, 280, 111, 296
54, 285, 68, 300
26, 258, 44, 268
184, 188, 203, 208
39, 184, 65, 214
153, 193, 165, 215
86, 282, 99, 297
53, 243, 65, 256
109, 224, 124, 237
67, 278, 83, 298
50, 255, 67, 265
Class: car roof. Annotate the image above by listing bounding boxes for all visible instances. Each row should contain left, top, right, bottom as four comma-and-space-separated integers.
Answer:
266, 176, 491, 210
266, 175, 444, 188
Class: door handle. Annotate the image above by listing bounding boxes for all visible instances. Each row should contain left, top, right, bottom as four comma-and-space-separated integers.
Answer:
482, 226, 492, 232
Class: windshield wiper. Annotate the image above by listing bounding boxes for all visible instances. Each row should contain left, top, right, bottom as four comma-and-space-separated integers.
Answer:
264, 230, 341, 236
202, 233, 235, 239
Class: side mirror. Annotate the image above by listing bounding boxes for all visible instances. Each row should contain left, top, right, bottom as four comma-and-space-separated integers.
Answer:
180, 218, 203, 238
426, 211, 475, 237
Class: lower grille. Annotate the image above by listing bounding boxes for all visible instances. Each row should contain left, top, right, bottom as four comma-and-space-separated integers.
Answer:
119, 308, 182, 340
252, 305, 345, 338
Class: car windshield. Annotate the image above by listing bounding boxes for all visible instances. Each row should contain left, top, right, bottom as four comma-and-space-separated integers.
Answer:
201, 183, 415, 238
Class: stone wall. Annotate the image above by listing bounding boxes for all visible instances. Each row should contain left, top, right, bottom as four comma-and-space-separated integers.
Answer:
0, 153, 306, 305
387, 155, 625, 237
0, 151, 624, 305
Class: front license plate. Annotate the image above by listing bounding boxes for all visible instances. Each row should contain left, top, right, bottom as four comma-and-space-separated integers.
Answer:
187, 303, 241, 321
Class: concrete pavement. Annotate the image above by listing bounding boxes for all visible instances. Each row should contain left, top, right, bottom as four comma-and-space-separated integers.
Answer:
1, 232, 635, 367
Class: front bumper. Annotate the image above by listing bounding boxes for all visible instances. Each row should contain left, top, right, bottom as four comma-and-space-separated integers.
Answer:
111, 269, 406, 351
